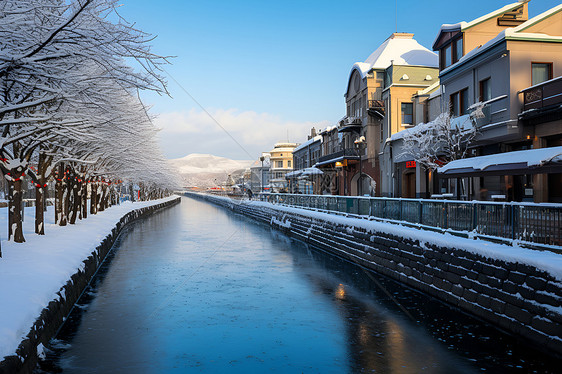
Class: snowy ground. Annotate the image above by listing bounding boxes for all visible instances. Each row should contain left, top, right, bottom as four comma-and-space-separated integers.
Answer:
0, 196, 178, 360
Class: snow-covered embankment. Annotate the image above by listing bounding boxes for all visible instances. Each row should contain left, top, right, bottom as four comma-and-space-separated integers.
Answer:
0, 195, 181, 373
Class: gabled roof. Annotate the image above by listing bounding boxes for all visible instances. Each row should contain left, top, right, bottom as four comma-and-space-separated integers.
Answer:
432, 1, 529, 49
351, 33, 438, 79
511, 3, 562, 33
441, 4, 562, 77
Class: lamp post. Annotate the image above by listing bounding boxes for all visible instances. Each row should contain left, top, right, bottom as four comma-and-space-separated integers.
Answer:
354, 136, 366, 196
259, 156, 265, 193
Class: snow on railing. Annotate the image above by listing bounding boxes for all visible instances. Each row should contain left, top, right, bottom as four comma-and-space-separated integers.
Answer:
258, 193, 562, 247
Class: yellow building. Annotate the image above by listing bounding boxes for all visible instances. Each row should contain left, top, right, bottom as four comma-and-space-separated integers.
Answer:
268, 142, 298, 192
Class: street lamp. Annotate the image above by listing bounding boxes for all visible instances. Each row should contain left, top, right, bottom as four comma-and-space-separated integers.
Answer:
260, 156, 265, 193
354, 136, 366, 196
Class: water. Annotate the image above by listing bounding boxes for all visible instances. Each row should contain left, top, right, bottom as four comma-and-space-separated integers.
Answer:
37, 196, 560, 373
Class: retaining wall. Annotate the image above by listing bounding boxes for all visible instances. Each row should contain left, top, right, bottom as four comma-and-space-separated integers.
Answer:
0, 196, 181, 374
192, 193, 562, 357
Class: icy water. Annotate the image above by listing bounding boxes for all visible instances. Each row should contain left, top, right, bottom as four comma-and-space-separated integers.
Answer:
37, 196, 560, 373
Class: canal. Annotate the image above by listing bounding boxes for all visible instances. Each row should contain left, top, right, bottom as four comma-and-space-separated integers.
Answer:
37, 196, 560, 373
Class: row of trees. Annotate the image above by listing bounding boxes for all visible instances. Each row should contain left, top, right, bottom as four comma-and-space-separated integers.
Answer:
0, 0, 178, 242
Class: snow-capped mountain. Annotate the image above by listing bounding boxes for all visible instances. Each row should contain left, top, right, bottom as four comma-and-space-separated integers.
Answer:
168, 154, 253, 188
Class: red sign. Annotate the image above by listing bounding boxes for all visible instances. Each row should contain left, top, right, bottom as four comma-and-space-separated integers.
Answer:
406, 161, 416, 168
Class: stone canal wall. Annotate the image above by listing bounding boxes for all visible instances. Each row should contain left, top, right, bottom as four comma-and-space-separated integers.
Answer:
0, 196, 181, 374
193, 193, 562, 357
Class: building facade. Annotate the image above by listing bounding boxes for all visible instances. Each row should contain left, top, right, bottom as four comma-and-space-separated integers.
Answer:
316, 33, 439, 197
268, 142, 298, 192
433, 1, 562, 202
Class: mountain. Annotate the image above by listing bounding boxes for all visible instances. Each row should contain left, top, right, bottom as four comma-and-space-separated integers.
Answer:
168, 153, 253, 188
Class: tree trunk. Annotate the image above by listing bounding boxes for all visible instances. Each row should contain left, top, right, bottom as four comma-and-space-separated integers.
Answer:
9, 178, 25, 243
98, 183, 105, 212
35, 184, 45, 235
63, 170, 71, 224
90, 182, 97, 215
81, 182, 88, 219
69, 178, 80, 224
56, 164, 67, 226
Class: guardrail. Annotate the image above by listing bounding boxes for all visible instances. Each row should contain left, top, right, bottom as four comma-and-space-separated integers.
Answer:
521, 76, 562, 111
259, 193, 562, 247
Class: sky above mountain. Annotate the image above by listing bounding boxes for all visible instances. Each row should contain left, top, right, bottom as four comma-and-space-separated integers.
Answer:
118, 0, 560, 160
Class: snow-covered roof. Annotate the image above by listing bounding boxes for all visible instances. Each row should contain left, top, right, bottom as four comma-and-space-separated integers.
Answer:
286, 167, 324, 179
463, 1, 528, 30
416, 81, 440, 96
441, 4, 562, 77
514, 3, 562, 32
438, 146, 562, 174
432, 1, 529, 48
293, 135, 322, 153
301, 167, 323, 176
351, 33, 438, 79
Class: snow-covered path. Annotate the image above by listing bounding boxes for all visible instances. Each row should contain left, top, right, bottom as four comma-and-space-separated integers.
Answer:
0, 196, 178, 359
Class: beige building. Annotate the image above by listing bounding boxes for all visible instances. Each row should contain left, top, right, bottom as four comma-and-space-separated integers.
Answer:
268, 142, 298, 192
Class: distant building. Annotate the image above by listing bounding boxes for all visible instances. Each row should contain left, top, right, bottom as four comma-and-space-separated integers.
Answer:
268, 142, 298, 192
288, 128, 323, 194
249, 153, 271, 193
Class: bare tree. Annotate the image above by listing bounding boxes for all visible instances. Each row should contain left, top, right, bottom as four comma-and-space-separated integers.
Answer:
399, 109, 482, 171
0, 0, 171, 242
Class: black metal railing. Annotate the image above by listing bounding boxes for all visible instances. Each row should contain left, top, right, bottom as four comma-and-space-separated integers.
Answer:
259, 193, 562, 247
317, 148, 359, 164
521, 76, 562, 111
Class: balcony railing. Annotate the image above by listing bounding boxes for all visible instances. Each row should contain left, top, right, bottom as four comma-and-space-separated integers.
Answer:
521, 76, 562, 112
258, 193, 562, 248
317, 148, 359, 165
368, 100, 385, 117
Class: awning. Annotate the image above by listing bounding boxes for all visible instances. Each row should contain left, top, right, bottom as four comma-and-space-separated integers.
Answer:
437, 146, 562, 178
338, 123, 362, 133
285, 170, 303, 179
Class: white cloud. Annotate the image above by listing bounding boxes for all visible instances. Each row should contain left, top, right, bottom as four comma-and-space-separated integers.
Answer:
155, 108, 329, 160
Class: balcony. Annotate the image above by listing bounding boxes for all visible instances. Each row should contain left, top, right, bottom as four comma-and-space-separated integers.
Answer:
367, 100, 385, 118
520, 76, 562, 124
337, 116, 362, 134
316, 148, 360, 167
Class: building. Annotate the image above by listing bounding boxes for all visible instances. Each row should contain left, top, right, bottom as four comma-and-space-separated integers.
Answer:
249, 153, 271, 194
288, 128, 324, 194
268, 142, 298, 192
317, 33, 439, 197
432, 1, 562, 202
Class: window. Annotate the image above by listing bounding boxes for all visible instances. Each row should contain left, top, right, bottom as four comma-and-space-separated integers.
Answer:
450, 88, 468, 117
441, 37, 463, 69
460, 88, 468, 115
531, 63, 552, 85
288, 160, 291, 168
454, 38, 463, 63
450, 92, 457, 116
479, 78, 491, 102
401, 103, 413, 125
443, 45, 452, 68
385, 68, 392, 88
276, 161, 283, 168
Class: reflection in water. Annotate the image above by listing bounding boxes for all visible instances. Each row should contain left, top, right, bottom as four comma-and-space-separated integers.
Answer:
36, 197, 560, 373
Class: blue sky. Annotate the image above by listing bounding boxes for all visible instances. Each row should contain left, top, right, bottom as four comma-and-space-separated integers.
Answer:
118, 0, 561, 160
